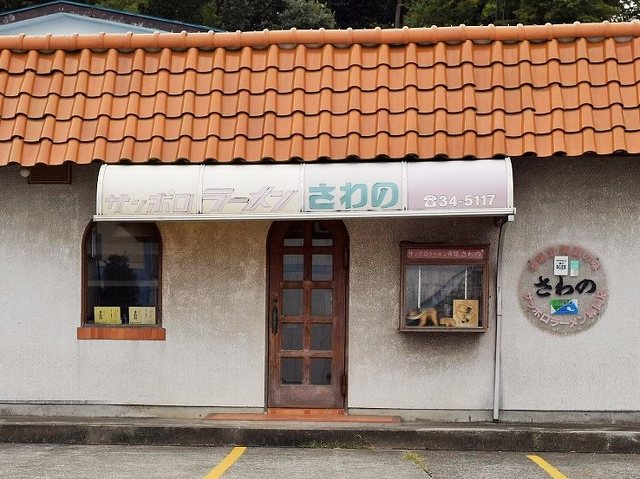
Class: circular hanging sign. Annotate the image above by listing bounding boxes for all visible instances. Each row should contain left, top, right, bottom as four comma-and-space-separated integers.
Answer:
518, 244, 608, 334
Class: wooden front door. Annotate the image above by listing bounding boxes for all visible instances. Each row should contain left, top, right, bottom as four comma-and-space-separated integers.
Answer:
267, 220, 348, 408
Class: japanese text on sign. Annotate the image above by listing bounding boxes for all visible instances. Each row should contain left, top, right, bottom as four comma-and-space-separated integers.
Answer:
518, 244, 607, 334
203, 186, 298, 213
97, 159, 515, 218
105, 192, 194, 214
406, 248, 485, 260
307, 182, 399, 210
528, 245, 600, 272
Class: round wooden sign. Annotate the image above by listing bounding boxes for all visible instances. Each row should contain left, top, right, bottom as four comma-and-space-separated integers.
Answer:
518, 244, 608, 334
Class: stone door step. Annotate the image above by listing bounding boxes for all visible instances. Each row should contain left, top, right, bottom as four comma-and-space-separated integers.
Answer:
205, 409, 401, 423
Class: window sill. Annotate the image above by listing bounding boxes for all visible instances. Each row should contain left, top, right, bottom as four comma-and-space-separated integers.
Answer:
399, 326, 486, 333
77, 326, 166, 340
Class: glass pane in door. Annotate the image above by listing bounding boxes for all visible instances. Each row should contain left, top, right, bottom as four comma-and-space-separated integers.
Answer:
312, 221, 333, 246
311, 289, 333, 316
311, 323, 332, 350
282, 289, 303, 316
283, 222, 305, 246
281, 358, 303, 384
283, 254, 304, 281
310, 358, 332, 385
281, 323, 303, 350
312, 254, 333, 281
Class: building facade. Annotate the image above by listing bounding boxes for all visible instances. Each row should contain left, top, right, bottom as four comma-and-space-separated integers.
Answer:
0, 24, 638, 422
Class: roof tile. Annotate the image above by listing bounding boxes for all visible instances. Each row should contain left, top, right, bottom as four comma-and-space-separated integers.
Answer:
3, 24, 640, 165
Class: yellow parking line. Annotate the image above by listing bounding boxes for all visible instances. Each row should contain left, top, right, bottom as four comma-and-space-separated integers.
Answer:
204, 446, 247, 479
527, 454, 568, 479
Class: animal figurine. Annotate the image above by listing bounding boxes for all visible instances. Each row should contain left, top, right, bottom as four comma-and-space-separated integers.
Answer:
439, 317, 457, 327
406, 307, 439, 327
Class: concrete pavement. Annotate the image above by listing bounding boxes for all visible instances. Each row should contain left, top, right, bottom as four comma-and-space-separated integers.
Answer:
2, 444, 640, 478
1, 416, 640, 453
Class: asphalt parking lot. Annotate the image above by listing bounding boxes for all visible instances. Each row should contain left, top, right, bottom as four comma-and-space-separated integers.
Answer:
1, 444, 639, 478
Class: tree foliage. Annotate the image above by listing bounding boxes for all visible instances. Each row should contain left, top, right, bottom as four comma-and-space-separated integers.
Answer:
150, 0, 337, 30
278, 0, 336, 29
618, 1, 640, 20
1, 0, 638, 29
326, 0, 397, 28
96, 0, 148, 14
404, 0, 625, 27
0, 0, 34, 11
404, 0, 485, 27
145, 0, 208, 25
192, 0, 281, 31
515, 0, 620, 24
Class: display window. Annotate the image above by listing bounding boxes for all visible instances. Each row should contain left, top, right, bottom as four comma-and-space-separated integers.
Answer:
79, 222, 164, 340
400, 244, 489, 332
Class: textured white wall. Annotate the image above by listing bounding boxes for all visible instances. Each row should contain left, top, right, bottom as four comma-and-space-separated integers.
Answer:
0, 164, 268, 407
500, 156, 640, 411
1, 157, 638, 413
345, 216, 499, 410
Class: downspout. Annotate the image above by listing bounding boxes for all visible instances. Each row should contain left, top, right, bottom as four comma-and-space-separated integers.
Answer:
493, 215, 513, 421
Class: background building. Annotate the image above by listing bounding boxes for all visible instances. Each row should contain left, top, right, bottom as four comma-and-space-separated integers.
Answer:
0, 0, 215, 34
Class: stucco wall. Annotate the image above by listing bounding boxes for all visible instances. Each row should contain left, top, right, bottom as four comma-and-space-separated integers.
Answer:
345, 216, 499, 410
0, 164, 268, 407
500, 156, 640, 411
346, 156, 640, 413
1, 157, 639, 414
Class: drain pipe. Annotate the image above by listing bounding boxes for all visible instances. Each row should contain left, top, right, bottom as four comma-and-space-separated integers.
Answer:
493, 215, 513, 422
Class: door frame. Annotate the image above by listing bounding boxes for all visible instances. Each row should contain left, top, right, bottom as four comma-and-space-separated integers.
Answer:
264, 220, 350, 409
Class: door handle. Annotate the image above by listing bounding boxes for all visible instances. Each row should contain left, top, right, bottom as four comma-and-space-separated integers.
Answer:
271, 300, 279, 334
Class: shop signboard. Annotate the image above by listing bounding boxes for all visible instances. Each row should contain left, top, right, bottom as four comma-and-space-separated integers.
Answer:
201, 164, 301, 216
128, 307, 156, 325
406, 160, 512, 212
303, 163, 402, 212
96, 159, 515, 221
96, 165, 200, 217
518, 244, 608, 334
94, 306, 121, 324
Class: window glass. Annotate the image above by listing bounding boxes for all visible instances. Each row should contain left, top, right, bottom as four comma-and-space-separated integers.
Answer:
282, 289, 303, 316
310, 358, 331, 385
404, 265, 483, 328
311, 289, 333, 316
401, 245, 487, 330
311, 221, 333, 246
311, 254, 333, 281
283, 222, 305, 246
281, 323, 303, 350
310, 324, 332, 350
85, 222, 161, 326
281, 358, 303, 384
283, 254, 304, 281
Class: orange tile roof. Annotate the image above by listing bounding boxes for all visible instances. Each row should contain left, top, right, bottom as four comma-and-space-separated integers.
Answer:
2, 22, 640, 165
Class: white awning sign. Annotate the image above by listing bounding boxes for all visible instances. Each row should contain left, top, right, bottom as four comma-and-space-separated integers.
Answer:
96, 159, 515, 221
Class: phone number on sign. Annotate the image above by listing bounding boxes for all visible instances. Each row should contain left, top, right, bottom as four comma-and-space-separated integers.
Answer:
424, 194, 496, 208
